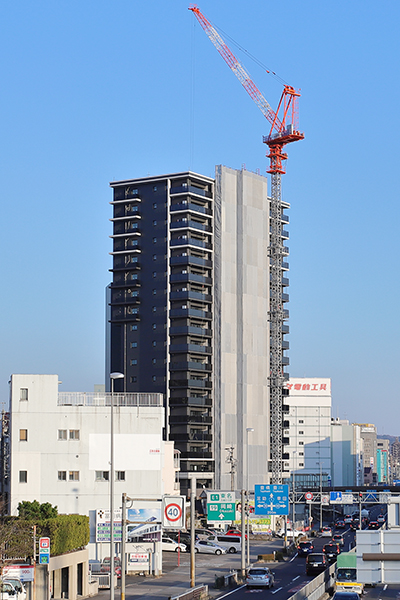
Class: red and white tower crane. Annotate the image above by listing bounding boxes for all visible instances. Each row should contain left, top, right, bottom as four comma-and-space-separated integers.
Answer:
189, 5, 304, 484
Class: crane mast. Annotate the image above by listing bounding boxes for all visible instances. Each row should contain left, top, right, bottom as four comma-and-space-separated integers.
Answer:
189, 5, 304, 485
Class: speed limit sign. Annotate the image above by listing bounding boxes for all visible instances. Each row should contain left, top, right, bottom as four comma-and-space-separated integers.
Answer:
162, 495, 186, 529
305, 492, 313, 502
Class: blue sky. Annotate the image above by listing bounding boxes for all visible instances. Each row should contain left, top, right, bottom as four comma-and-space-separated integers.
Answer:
1, 1, 399, 434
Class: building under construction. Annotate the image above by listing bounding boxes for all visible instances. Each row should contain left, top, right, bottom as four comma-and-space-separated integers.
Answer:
107, 165, 290, 495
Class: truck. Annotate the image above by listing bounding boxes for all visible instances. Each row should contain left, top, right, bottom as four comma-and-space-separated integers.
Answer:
336, 551, 364, 595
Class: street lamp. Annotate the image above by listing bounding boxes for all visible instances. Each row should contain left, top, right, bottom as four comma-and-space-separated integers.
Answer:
292, 451, 297, 527
246, 427, 254, 566
110, 372, 124, 600
316, 459, 323, 531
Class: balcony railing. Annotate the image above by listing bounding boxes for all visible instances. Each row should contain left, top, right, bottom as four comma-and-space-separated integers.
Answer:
57, 392, 163, 407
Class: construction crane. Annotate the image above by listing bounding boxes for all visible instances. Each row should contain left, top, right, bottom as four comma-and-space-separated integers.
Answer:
189, 5, 304, 484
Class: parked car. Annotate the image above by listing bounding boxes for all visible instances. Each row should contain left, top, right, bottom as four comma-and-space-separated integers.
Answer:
297, 541, 314, 556
161, 537, 187, 552
306, 553, 328, 575
225, 528, 247, 540
195, 528, 215, 539
246, 567, 274, 588
276, 527, 303, 539
332, 534, 344, 547
101, 557, 121, 578
168, 531, 197, 550
194, 539, 227, 555
207, 534, 241, 553
2, 579, 26, 600
323, 542, 340, 563
321, 526, 332, 537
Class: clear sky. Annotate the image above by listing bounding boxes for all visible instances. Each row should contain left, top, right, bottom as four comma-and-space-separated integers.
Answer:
1, 1, 399, 434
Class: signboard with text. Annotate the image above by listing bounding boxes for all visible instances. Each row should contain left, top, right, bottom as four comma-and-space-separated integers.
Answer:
255, 484, 289, 516
207, 491, 235, 522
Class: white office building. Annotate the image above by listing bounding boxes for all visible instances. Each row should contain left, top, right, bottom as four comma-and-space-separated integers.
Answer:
286, 377, 332, 487
331, 418, 363, 487
4, 374, 179, 557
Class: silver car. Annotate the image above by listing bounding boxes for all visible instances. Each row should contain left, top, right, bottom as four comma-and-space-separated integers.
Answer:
246, 567, 274, 588
194, 540, 227, 555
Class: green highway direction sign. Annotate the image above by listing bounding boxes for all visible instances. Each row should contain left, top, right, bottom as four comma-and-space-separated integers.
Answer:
207, 491, 236, 523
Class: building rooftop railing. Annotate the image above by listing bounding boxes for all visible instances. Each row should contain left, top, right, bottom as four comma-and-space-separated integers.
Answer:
57, 392, 163, 407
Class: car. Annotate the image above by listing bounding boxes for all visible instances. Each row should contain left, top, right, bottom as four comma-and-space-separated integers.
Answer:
368, 521, 380, 530
207, 534, 242, 553
246, 567, 274, 588
225, 528, 247, 540
161, 536, 187, 552
276, 527, 303, 539
344, 515, 353, 524
2, 579, 26, 600
168, 531, 198, 550
306, 553, 328, 575
335, 520, 345, 529
332, 592, 360, 600
100, 557, 122, 578
297, 541, 314, 556
323, 543, 340, 563
194, 539, 227, 555
377, 514, 386, 523
321, 526, 332, 537
332, 534, 344, 547
195, 528, 215, 539
0, 582, 18, 600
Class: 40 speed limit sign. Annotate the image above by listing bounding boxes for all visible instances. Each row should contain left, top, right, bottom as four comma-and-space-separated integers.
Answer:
162, 495, 186, 529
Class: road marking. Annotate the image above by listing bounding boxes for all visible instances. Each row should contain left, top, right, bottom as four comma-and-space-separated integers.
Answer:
271, 587, 283, 594
217, 584, 247, 598
290, 553, 298, 562
292, 576, 300, 581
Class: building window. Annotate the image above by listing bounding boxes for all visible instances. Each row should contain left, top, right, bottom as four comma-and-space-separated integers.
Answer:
130, 359, 137, 366
58, 429, 67, 440
299, 419, 304, 423
152, 289, 156, 295
130, 376, 137, 383
69, 471, 79, 481
152, 306, 156, 312
69, 430, 80, 440
131, 274, 138, 280
153, 238, 157, 243
152, 358, 156, 364
152, 324, 157, 329
58, 471, 67, 481
153, 187, 157, 193
131, 324, 138, 331
19, 429, 28, 442
299, 452, 304, 456
96, 471, 109, 481
131, 240, 139, 247
153, 255, 157, 261
153, 220, 157, 226
299, 431, 304, 435
299, 441, 304, 445
153, 272, 157, 278
299, 462, 304, 467
116, 471, 125, 481
19, 471, 27, 483
152, 341, 157, 347
20, 388, 28, 401
131, 291, 139, 297
130, 342, 138, 348
152, 376, 156, 382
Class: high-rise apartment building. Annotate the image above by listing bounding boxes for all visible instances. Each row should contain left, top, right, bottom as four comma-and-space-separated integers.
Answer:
107, 166, 290, 494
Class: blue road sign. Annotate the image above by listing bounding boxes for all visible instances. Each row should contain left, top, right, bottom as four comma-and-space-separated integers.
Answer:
330, 491, 343, 504
254, 484, 289, 516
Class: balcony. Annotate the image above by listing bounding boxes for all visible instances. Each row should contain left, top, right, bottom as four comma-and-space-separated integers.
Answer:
179, 451, 213, 459
170, 308, 212, 320
170, 201, 212, 216
169, 344, 212, 354
170, 238, 212, 250
169, 326, 212, 337
180, 461, 214, 473
169, 379, 212, 389
170, 291, 212, 303
170, 433, 212, 442
170, 185, 212, 199
282, 293, 289, 302
170, 255, 212, 268
170, 220, 212, 233
170, 273, 212, 285
169, 361, 212, 372
282, 340, 289, 350
169, 414, 212, 425
282, 324, 289, 334
169, 396, 212, 407
282, 229, 289, 239
282, 356, 290, 366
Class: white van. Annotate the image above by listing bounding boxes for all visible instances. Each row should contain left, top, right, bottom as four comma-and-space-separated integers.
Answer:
0, 582, 18, 600
207, 534, 242, 553
2, 579, 26, 600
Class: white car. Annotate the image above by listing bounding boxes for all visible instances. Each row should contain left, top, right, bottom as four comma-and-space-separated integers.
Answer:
321, 526, 332, 537
276, 527, 302, 539
2, 579, 26, 600
194, 540, 227, 555
161, 537, 187, 552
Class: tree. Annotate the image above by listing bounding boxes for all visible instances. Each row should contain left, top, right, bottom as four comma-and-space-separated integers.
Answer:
17, 500, 58, 519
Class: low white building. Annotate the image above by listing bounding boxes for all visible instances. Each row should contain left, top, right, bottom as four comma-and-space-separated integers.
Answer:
286, 377, 332, 488
5, 374, 179, 558
331, 418, 363, 487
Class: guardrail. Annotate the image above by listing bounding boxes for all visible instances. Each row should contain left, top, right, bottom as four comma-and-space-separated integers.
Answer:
287, 563, 336, 600
169, 584, 208, 600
